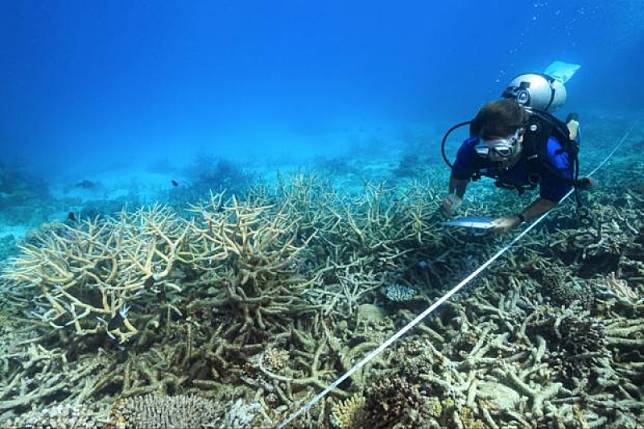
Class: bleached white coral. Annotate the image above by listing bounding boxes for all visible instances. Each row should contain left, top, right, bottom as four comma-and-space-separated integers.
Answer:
226, 398, 261, 428
111, 394, 222, 428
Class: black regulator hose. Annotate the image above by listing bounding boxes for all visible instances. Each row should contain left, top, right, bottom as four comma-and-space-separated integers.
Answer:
440, 120, 471, 169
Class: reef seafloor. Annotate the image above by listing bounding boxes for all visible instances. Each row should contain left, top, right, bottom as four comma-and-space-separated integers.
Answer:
0, 115, 642, 429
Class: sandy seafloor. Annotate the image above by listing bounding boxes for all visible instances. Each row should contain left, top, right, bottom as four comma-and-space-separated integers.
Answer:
0, 112, 642, 428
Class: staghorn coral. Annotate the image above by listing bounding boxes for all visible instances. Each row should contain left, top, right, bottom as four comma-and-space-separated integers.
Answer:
110, 394, 223, 429
0, 341, 115, 420
2, 205, 191, 344
185, 193, 318, 342
593, 271, 639, 303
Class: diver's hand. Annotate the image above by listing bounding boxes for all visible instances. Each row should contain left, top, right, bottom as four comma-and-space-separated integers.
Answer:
441, 194, 462, 217
490, 216, 521, 234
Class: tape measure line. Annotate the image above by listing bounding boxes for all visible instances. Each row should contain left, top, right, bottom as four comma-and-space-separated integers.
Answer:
277, 122, 636, 429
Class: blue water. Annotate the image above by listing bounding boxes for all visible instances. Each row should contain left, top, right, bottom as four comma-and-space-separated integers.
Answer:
1, 1, 642, 176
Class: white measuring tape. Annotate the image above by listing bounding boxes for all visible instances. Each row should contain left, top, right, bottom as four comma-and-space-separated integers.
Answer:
277, 123, 636, 428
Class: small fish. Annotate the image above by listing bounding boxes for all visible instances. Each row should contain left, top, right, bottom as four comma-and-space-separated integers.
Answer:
441, 216, 496, 230
95, 258, 110, 272
144, 275, 155, 288
75, 179, 97, 189
171, 180, 179, 187
156, 284, 167, 301
67, 212, 77, 222
116, 346, 129, 363
107, 304, 130, 331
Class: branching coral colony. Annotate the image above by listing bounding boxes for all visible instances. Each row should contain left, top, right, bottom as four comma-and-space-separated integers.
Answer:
4, 205, 192, 345
0, 162, 642, 428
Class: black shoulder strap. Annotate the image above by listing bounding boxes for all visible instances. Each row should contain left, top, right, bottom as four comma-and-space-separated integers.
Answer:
522, 108, 584, 192
523, 108, 578, 168
524, 108, 574, 150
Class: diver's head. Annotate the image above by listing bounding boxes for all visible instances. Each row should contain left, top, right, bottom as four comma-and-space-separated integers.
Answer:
472, 99, 526, 164
502, 73, 566, 112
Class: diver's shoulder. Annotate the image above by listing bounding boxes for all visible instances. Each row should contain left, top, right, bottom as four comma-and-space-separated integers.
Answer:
454, 136, 479, 163
462, 136, 479, 148
458, 136, 479, 155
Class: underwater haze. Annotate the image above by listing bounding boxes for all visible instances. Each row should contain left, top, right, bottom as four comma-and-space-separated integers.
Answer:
0, 1, 643, 428
1, 1, 643, 174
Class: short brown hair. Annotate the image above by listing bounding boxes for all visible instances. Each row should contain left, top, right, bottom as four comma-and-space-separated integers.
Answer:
470, 99, 527, 139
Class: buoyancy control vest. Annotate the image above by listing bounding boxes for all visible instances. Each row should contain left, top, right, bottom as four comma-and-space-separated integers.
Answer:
441, 108, 588, 207
470, 108, 580, 194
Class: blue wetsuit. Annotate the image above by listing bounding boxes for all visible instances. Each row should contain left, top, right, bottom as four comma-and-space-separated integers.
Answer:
451, 136, 573, 202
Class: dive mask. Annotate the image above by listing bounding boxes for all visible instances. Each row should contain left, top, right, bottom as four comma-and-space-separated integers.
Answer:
475, 130, 521, 159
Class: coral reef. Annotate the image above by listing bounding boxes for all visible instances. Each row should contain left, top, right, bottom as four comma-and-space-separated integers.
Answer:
225, 398, 262, 428
0, 160, 52, 230
526, 306, 608, 384
3, 205, 192, 344
262, 347, 290, 373
313, 156, 360, 177
110, 394, 223, 428
3, 403, 104, 429
0, 125, 642, 429
0, 161, 49, 210
171, 156, 254, 206
362, 377, 435, 428
330, 394, 365, 429
392, 153, 427, 178
383, 283, 418, 302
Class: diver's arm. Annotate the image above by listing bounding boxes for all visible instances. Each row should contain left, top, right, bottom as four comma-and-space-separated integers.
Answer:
516, 197, 556, 224
491, 197, 556, 233
440, 175, 469, 216
443, 139, 477, 216
448, 176, 469, 198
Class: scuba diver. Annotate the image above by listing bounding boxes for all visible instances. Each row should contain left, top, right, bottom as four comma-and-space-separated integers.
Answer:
440, 69, 585, 234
